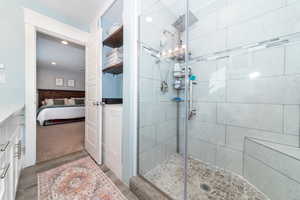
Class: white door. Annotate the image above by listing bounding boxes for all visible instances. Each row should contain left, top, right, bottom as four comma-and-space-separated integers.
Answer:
85, 30, 102, 164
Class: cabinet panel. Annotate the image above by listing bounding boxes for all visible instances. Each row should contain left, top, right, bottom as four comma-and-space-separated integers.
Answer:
103, 105, 123, 179
0, 108, 24, 200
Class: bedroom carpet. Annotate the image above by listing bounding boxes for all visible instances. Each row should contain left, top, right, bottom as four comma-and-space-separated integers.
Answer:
37, 121, 85, 163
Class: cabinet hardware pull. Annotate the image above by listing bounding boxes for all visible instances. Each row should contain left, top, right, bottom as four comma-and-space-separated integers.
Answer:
0, 164, 10, 179
14, 141, 22, 159
0, 141, 9, 152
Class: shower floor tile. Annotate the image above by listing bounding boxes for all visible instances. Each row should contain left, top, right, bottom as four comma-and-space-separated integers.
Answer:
144, 154, 269, 200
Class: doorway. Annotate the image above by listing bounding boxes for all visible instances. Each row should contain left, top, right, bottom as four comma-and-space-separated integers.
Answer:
24, 8, 102, 167
35, 32, 86, 163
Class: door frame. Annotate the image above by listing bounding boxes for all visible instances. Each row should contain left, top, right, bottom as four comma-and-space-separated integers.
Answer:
24, 8, 89, 167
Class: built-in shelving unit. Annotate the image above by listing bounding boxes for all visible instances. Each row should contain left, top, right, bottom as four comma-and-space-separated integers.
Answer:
103, 26, 123, 48
102, 26, 123, 74
102, 62, 123, 74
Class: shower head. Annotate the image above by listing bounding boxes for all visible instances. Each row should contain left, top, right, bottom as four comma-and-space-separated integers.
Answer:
172, 11, 198, 32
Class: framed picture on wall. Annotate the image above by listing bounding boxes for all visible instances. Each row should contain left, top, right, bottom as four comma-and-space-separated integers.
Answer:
55, 78, 64, 86
67, 79, 75, 87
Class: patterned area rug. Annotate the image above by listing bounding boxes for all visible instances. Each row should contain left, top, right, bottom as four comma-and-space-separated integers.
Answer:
38, 157, 127, 200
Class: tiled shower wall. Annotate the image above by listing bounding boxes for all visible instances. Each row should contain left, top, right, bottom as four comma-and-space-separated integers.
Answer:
182, 0, 300, 176
138, 2, 180, 175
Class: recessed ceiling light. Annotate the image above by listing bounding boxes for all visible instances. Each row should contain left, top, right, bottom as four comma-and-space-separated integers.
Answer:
145, 16, 153, 23
51, 62, 57, 65
61, 40, 68, 45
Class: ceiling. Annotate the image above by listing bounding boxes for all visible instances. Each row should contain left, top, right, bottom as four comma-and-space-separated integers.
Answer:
37, 32, 85, 72
26, 0, 104, 30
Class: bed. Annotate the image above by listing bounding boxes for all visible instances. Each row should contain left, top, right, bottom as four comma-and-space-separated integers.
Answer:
37, 89, 85, 126
37, 105, 85, 126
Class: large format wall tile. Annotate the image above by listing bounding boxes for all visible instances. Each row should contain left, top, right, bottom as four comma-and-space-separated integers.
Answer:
216, 145, 243, 174
139, 125, 156, 153
217, 103, 283, 132
195, 102, 217, 123
189, 120, 226, 145
226, 126, 299, 151
192, 60, 218, 82
284, 105, 300, 136
227, 47, 284, 80
227, 75, 300, 104
244, 155, 300, 200
194, 81, 226, 102
156, 120, 177, 143
190, 29, 227, 57
286, 43, 300, 75
188, 138, 217, 165
218, 0, 285, 28
245, 139, 300, 182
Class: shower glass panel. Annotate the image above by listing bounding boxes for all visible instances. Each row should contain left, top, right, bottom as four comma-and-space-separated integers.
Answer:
138, 0, 300, 200
138, 0, 188, 199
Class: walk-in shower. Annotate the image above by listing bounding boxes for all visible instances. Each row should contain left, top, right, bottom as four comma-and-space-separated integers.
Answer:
136, 0, 300, 200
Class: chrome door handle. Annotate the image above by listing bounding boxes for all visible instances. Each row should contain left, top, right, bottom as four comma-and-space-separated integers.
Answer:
0, 141, 9, 152
0, 164, 10, 179
93, 101, 105, 106
15, 140, 22, 159
92, 101, 99, 106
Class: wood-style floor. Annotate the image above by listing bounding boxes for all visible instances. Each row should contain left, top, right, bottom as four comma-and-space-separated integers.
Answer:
16, 151, 139, 200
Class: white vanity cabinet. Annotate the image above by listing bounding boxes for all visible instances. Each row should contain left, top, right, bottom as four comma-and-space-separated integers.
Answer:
103, 104, 123, 179
0, 106, 24, 200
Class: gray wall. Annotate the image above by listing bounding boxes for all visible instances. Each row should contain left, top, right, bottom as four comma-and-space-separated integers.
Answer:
0, 0, 88, 106
37, 68, 85, 91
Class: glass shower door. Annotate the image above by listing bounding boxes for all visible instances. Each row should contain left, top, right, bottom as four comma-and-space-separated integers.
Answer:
137, 0, 190, 199
185, 0, 300, 200
137, 0, 300, 200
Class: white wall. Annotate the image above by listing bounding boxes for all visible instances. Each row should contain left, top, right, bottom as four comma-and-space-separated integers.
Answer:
0, 0, 88, 106
37, 67, 85, 91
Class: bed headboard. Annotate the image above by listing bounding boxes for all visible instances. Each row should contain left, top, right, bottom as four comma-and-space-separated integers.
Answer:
38, 89, 85, 107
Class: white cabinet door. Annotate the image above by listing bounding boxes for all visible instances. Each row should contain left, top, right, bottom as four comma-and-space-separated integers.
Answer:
6, 140, 14, 200
85, 30, 102, 164
103, 105, 122, 179
0, 146, 9, 200
0, 111, 24, 200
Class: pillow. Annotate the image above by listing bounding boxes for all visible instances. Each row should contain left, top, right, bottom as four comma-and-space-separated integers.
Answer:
45, 99, 54, 106
53, 99, 65, 105
68, 98, 75, 105
74, 99, 85, 105
64, 98, 69, 105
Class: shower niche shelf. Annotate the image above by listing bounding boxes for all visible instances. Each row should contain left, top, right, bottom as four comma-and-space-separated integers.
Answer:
103, 62, 123, 74
103, 26, 123, 48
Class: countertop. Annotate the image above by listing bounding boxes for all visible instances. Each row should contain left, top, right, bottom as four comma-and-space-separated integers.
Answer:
0, 104, 24, 124
102, 98, 122, 104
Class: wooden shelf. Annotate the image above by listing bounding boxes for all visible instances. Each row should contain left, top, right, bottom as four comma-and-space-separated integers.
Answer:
103, 26, 123, 48
103, 62, 123, 74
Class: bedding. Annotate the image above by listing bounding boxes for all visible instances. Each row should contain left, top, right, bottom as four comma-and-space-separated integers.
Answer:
37, 104, 85, 126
